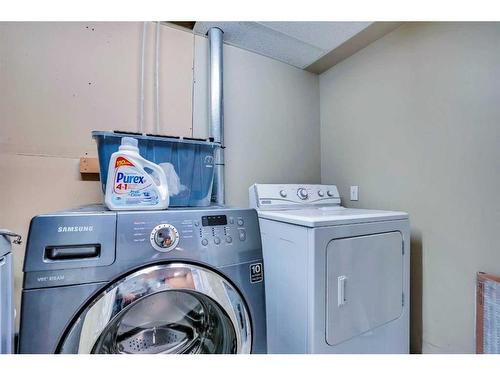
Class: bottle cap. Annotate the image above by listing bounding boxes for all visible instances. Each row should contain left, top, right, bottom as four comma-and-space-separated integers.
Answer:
121, 137, 138, 148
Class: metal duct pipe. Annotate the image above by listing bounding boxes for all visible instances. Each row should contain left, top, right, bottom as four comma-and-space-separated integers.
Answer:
208, 27, 225, 206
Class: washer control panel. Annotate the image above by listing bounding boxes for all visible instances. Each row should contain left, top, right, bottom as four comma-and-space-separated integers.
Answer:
198, 214, 247, 248
249, 184, 341, 210
24, 207, 263, 289
150, 224, 179, 252
124, 209, 257, 257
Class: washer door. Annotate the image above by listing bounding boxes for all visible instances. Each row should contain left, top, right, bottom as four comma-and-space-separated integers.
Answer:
58, 263, 251, 354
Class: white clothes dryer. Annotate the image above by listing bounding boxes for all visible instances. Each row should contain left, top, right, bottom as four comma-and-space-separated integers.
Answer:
249, 184, 410, 354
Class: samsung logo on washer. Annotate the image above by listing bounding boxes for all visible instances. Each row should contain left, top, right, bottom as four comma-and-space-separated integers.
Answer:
58, 226, 94, 233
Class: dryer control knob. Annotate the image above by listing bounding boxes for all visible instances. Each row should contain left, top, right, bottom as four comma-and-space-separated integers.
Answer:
327, 190, 335, 197
150, 224, 179, 252
318, 190, 325, 197
279, 190, 287, 198
297, 188, 308, 200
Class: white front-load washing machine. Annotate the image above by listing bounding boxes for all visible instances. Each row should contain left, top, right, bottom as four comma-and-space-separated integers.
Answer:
249, 184, 410, 354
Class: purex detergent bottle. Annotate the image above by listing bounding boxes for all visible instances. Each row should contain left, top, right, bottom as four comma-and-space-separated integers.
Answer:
105, 137, 169, 210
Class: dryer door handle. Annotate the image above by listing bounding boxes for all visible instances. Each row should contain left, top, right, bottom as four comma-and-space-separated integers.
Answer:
338, 275, 347, 307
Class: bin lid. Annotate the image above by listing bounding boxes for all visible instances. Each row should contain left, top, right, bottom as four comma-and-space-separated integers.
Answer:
92, 131, 221, 147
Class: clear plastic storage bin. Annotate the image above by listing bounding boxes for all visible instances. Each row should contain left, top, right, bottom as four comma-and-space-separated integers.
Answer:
92, 131, 220, 207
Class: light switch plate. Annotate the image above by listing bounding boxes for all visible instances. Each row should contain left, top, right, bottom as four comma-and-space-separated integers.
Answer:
350, 186, 359, 201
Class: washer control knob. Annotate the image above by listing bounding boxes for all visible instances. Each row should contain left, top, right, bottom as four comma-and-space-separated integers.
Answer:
318, 190, 325, 197
297, 188, 308, 200
279, 189, 287, 198
201, 238, 209, 246
226, 236, 233, 243
150, 224, 179, 252
214, 237, 221, 245
327, 190, 335, 197
237, 218, 244, 226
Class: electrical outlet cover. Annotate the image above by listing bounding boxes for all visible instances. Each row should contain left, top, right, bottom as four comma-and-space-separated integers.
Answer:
350, 186, 359, 201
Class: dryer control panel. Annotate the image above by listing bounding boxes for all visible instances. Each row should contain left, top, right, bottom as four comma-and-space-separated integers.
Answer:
249, 184, 341, 210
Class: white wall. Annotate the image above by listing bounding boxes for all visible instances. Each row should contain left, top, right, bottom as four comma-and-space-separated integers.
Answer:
192, 34, 320, 206
320, 22, 500, 353
5, 20, 498, 354
0, 22, 320, 329
0, 22, 196, 328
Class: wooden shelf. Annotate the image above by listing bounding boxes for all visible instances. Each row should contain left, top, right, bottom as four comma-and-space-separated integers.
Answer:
80, 156, 100, 179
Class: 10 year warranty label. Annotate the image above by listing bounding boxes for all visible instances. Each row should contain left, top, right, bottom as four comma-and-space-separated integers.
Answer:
250, 262, 263, 283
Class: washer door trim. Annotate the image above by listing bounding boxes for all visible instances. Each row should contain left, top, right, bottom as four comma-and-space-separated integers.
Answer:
58, 263, 252, 354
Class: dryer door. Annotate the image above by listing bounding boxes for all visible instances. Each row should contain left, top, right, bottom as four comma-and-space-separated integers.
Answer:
58, 263, 251, 354
326, 232, 404, 346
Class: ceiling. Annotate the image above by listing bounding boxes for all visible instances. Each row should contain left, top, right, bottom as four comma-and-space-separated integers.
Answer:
191, 22, 385, 72
168, 21, 402, 73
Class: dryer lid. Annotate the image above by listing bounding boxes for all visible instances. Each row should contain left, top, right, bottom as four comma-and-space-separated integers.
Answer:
250, 183, 407, 227
257, 207, 408, 227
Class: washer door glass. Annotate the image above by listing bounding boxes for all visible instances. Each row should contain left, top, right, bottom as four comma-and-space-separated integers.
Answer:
58, 264, 251, 354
